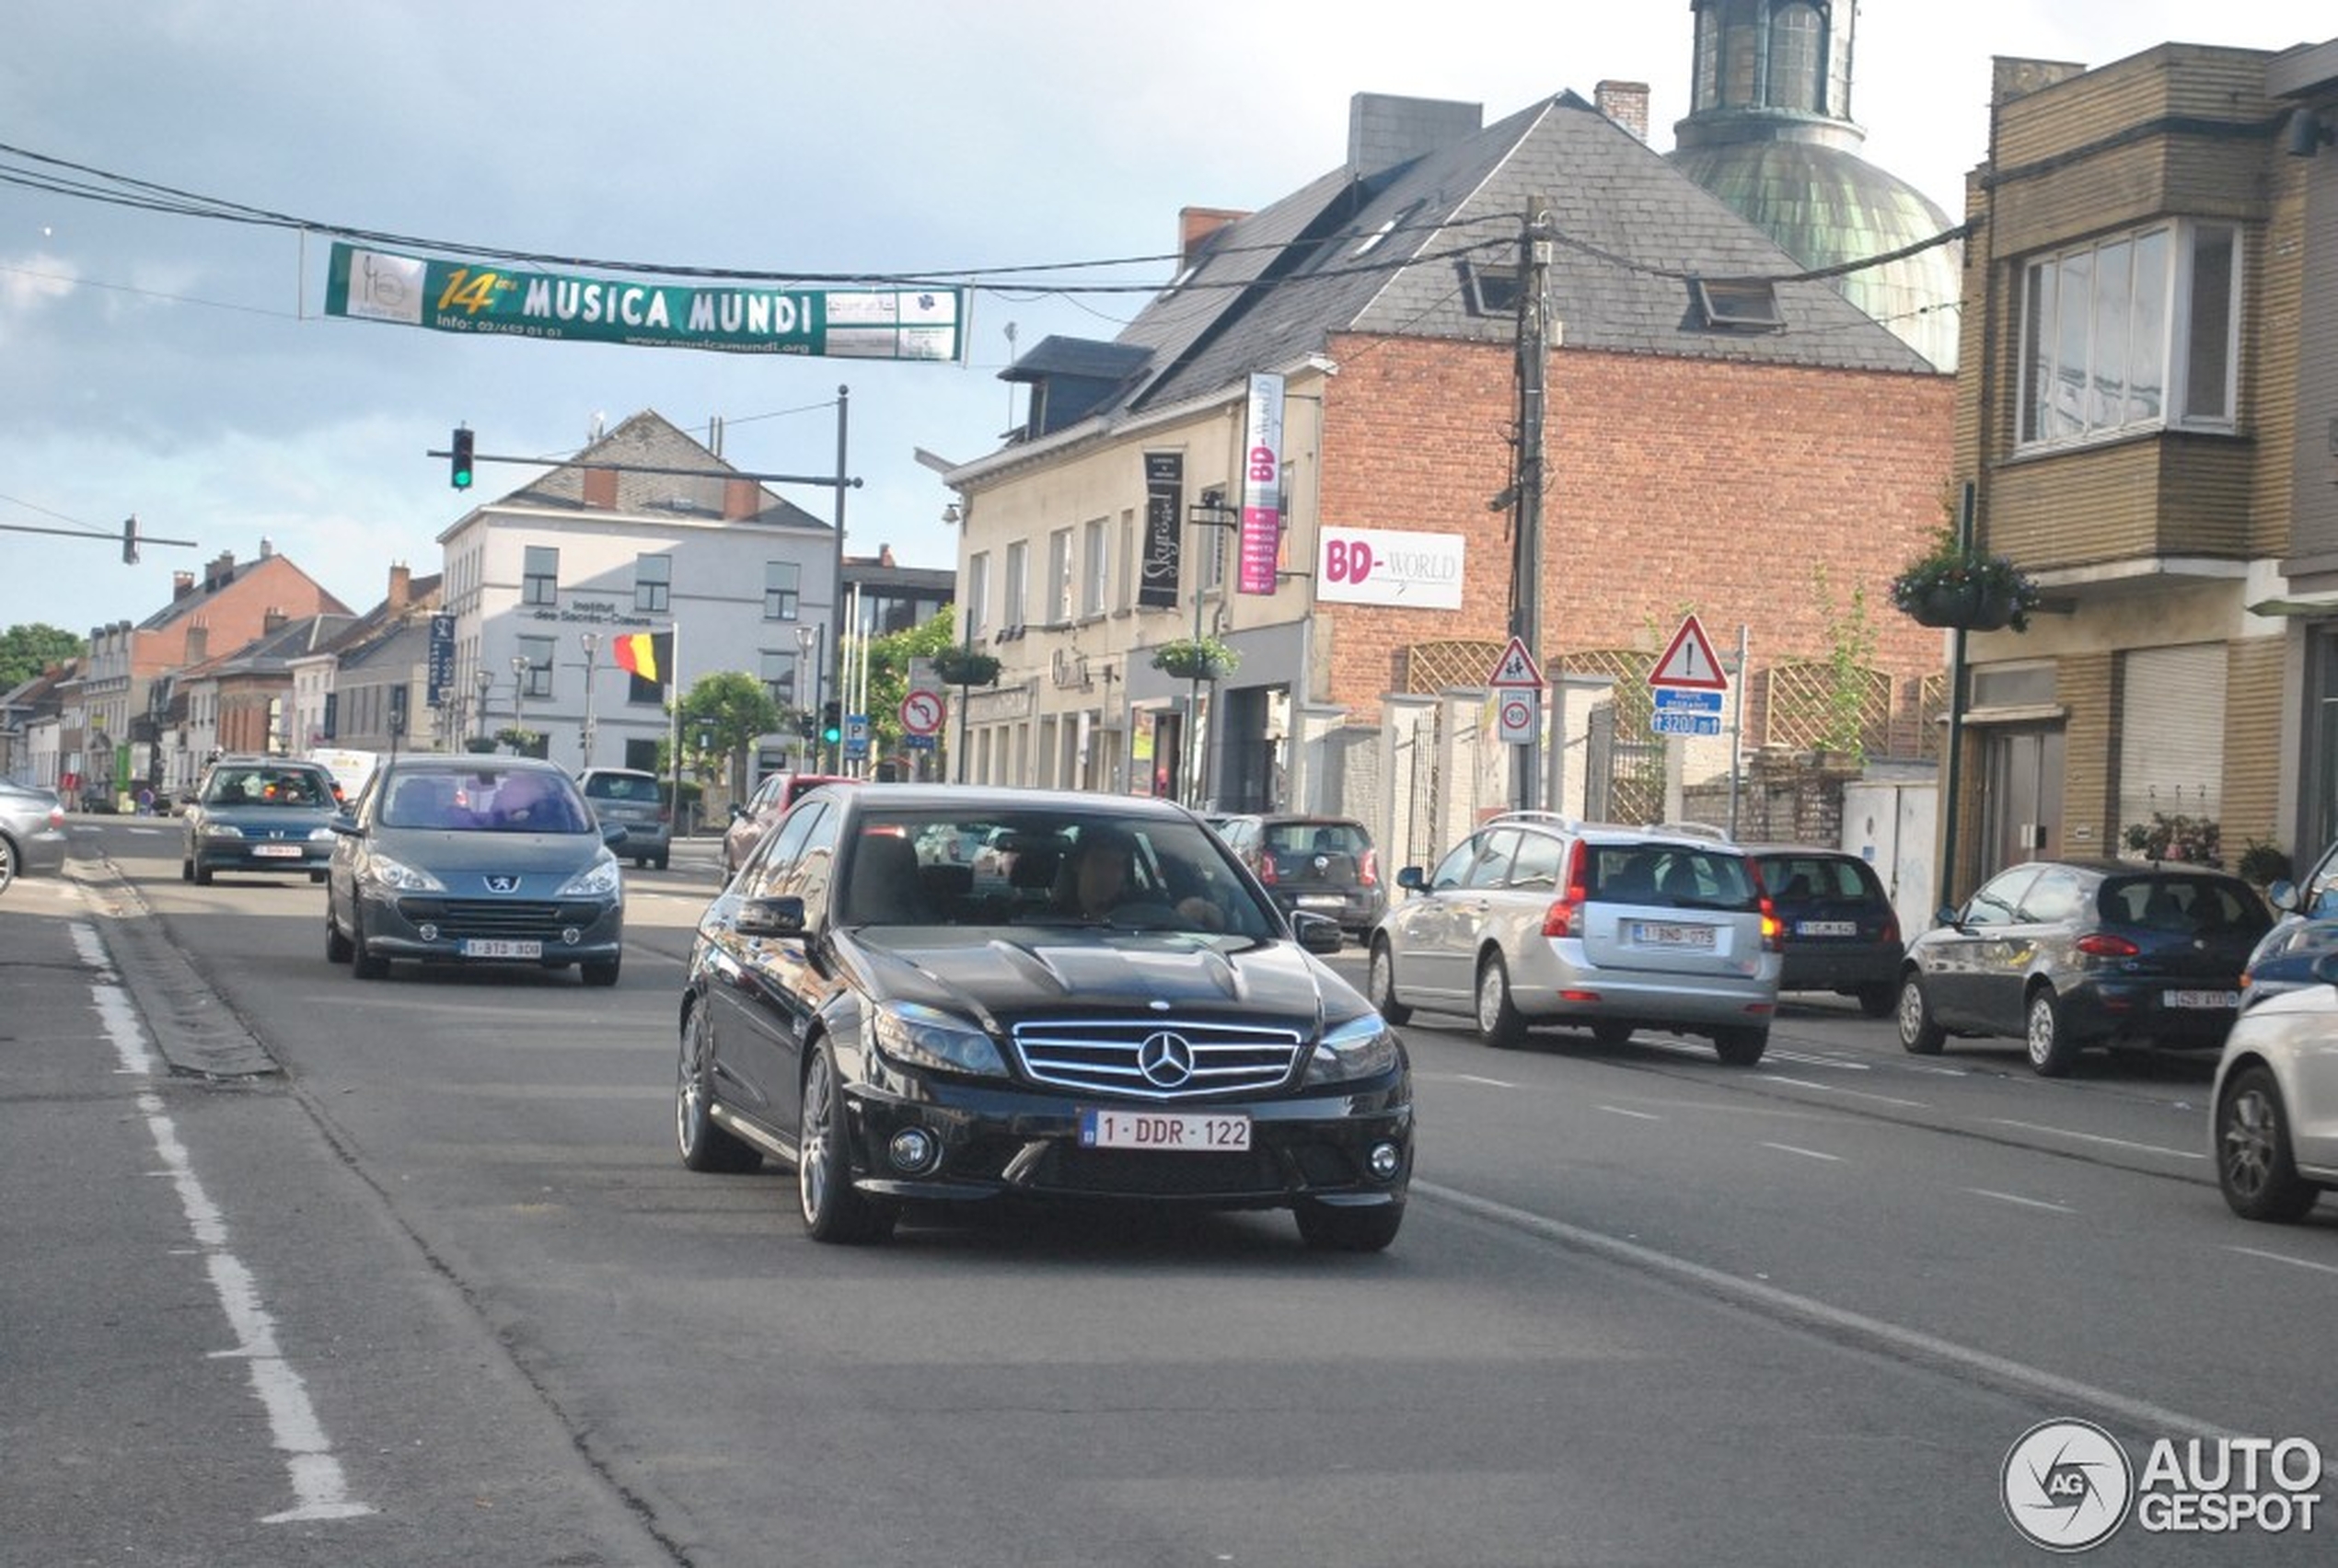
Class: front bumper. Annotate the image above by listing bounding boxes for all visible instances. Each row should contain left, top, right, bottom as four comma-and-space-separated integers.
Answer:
358, 890, 624, 964
838, 1068, 1413, 1212
197, 840, 333, 875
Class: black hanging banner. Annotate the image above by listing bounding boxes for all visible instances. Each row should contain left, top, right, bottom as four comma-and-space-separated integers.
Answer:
1140, 451, 1184, 609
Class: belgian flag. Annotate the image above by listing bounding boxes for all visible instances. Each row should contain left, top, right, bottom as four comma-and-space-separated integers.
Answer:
611, 631, 674, 699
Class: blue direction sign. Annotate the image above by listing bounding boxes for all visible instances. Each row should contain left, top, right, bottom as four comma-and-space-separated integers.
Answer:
1650, 711, 1723, 737
1653, 687, 1723, 713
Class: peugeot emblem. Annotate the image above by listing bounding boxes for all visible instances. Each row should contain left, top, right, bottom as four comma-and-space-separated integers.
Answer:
1137, 1031, 1195, 1090
484, 874, 520, 894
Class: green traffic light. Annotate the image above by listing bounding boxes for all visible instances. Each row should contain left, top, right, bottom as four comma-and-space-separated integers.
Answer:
821, 726, 841, 745
451, 426, 476, 490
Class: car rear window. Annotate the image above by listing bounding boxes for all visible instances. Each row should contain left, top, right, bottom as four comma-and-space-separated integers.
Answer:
1585, 845, 1758, 910
1262, 821, 1371, 857
584, 774, 661, 802
2099, 876, 2270, 939
1755, 855, 1878, 903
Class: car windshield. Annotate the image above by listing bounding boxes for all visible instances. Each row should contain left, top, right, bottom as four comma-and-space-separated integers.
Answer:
380, 768, 593, 833
203, 767, 330, 807
831, 809, 1276, 940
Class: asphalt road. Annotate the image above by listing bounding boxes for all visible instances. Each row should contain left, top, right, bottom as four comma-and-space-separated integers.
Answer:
4, 815, 2332, 1567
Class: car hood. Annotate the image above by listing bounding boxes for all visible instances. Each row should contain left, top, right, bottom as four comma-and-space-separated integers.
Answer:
365, 826, 613, 883
842, 926, 1356, 1032
198, 805, 340, 832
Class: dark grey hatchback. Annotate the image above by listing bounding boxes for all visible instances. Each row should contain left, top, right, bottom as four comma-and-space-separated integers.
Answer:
1896, 859, 2271, 1076
675, 785, 1412, 1250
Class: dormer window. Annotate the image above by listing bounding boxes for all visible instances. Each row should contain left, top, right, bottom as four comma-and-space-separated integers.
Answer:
1465, 261, 1523, 317
1693, 277, 1783, 329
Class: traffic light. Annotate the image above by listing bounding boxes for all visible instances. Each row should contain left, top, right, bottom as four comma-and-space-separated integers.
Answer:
120, 514, 139, 565
797, 710, 817, 740
450, 426, 475, 490
820, 700, 842, 745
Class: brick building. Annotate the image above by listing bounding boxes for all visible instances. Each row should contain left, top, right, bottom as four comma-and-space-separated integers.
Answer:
944, 83, 1954, 867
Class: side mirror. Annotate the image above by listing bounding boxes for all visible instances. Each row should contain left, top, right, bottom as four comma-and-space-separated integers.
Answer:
2312, 950, 2338, 986
729, 802, 749, 821
1397, 866, 1427, 892
1290, 910, 1345, 955
330, 814, 361, 836
1935, 904, 1962, 928
2265, 878, 2298, 914
735, 895, 807, 939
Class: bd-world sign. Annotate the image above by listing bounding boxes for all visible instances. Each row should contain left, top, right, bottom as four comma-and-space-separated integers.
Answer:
324, 243, 966, 362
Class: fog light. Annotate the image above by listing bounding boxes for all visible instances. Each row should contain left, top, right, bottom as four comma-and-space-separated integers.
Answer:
1367, 1141, 1404, 1181
417, 922, 440, 941
887, 1126, 941, 1174
561, 926, 583, 945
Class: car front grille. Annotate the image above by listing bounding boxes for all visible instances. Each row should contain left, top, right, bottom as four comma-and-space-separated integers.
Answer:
1010, 1018, 1304, 1101
395, 898, 607, 935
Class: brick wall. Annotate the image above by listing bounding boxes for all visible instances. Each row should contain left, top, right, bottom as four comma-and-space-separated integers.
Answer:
1315, 335, 1952, 736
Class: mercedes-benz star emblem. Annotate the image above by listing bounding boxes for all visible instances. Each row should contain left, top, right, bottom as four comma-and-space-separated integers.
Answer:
1137, 1031, 1195, 1089
485, 874, 520, 894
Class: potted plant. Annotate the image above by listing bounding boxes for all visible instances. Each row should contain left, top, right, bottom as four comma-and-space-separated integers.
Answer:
1890, 527, 2041, 632
932, 644, 1001, 687
2122, 812, 2221, 866
1151, 635, 1240, 682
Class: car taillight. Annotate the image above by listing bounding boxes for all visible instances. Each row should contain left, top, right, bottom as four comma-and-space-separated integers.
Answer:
658, 805, 672, 823
1759, 894, 1785, 953
1258, 854, 1279, 885
1360, 848, 1379, 887
1542, 840, 1590, 938
2076, 932, 2140, 959
1881, 913, 1901, 946
46, 805, 65, 829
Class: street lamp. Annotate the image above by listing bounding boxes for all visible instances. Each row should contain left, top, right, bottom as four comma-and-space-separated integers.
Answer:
511, 654, 530, 753
794, 624, 819, 768
473, 667, 493, 748
578, 631, 599, 769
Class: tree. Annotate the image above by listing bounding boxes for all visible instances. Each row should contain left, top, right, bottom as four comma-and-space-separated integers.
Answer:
675, 670, 783, 801
861, 608, 957, 763
0, 624, 85, 691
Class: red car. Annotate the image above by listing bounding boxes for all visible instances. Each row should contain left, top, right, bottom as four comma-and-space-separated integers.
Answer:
721, 773, 854, 878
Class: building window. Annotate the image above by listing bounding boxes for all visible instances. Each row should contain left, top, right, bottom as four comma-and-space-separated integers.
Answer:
2020, 220, 2238, 448
1767, 3, 1824, 113
1047, 526, 1073, 624
1082, 517, 1109, 617
1004, 539, 1028, 629
1464, 260, 1522, 317
966, 552, 990, 640
517, 635, 553, 698
1116, 510, 1136, 613
760, 650, 799, 707
764, 560, 801, 621
523, 546, 559, 606
635, 553, 671, 614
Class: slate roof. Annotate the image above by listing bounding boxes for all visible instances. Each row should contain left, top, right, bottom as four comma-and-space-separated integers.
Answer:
496, 409, 831, 529
1004, 88, 1933, 444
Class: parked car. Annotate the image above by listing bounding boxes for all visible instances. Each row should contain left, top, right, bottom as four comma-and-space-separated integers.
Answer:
720, 771, 854, 877
0, 778, 69, 893
179, 755, 342, 885
1744, 844, 1903, 1016
1895, 859, 2272, 1077
1210, 813, 1387, 939
2238, 840, 2338, 1009
324, 755, 628, 985
1368, 813, 1782, 1062
577, 767, 672, 870
676, 785, 1412, 1250
2210, 949, 2338, 1222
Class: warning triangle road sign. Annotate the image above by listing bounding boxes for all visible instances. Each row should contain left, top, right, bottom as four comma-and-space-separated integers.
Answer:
1487, 636, 1544, 688
1649, 615, 1728, 691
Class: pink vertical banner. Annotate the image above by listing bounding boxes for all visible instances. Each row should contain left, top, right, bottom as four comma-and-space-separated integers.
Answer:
1238, 371, 1285, 594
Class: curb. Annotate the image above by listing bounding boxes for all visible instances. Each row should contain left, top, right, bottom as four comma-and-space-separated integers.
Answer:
68, 854, 280, 1080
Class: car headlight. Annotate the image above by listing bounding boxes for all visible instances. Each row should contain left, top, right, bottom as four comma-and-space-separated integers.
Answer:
202, 823, 245, 839
364, 852, 446, 893
868, 1001, 1007, 1078
558, 854, 624, 898
307, 826, 336, 842
1305, 1012, 1403, 1086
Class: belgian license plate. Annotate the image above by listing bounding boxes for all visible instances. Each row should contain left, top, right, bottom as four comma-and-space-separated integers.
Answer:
1634, 922, 1716, 949
252, 844, 303, 859
1797, 920, 1857, 937
1297, 894, 1343, 907
1079, 1108, 1251, 1152
2164, 989, 2239, 1009
461, 939, 543, 960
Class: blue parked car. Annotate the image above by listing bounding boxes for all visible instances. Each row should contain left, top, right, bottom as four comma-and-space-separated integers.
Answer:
2241, 841, 2338, 1009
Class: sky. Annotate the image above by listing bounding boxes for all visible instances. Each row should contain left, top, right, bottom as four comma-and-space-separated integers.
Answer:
3, 1, 2330, 643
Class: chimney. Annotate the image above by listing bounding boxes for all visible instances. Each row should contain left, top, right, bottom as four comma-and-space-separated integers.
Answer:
388, 563, 411, 611
1595, 80, 1650, 144
206, 550, 237, 591
1347, 93, 1483, 186
723, 477, 761, 520
173, 571, 196, 600
879, 543, 896, 567
259, 536, 275, 559
263, 607, 287, 634
185, 624, 209, 663
1179, 206, 1250, 265
582, 467, 619, 510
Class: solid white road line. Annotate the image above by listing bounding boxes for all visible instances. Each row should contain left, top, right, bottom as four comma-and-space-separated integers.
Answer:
1963, 1188, 2077, 1215
1760, 1142, 1845, 1162
1986, 1117, 2203, 1160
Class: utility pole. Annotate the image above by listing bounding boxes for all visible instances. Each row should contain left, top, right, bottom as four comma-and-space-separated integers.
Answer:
1510, 196, 1556, 811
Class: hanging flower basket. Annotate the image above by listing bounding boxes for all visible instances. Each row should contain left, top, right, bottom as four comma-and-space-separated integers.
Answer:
1152, 636, 1239, 682
932, 645, 1001, 687
1890, 530, 2040, 632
